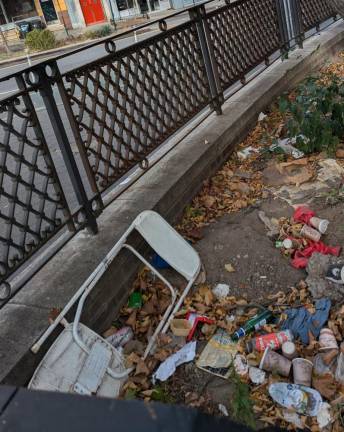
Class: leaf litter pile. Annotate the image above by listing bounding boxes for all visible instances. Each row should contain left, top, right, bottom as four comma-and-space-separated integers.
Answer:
104, 54, 344, 431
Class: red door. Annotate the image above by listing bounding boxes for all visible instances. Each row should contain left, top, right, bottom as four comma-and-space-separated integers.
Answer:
80, 0, 106, 25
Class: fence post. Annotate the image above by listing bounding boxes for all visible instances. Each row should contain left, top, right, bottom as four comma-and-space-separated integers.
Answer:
289, 0, 304, 48
25, 61, 98, 235
275, 0, 291, 56
189, 4, 224, 115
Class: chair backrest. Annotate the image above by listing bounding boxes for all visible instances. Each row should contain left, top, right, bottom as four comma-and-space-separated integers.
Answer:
133, 211, 201, 281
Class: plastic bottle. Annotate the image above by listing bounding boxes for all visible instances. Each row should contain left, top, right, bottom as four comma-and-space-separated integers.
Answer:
230, 309, 273, 341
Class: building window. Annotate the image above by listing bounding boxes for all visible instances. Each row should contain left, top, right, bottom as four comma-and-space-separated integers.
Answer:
0, 0, 37, 24
39, 0, 58, 24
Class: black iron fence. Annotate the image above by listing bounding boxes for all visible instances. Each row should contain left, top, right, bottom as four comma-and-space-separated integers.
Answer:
0, 0, 339, 302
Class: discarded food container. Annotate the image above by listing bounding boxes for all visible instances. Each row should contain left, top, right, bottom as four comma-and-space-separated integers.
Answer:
106, 326, 134, 348
249, 367, 266, 385
313, 353, 337, 375
231, 309, 273, 341
309, 217, 329, 234
269, 383, 322, 416
292, 358, 313, 387
234, 354, 249, 376
300, 225, 321, 242
128, 292, 143, 308
170, 319, 192, 337
282, 341, 297, 360
319, 328, 338, 351
246, 330, 293, 353
260, 347, 291, 377
335, 352, 344, 384
325, 264, 344, 285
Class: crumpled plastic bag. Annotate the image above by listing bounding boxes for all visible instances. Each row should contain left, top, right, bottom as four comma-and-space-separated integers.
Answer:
291, 241, 341, 269
293, 206, 315, 224
281, 298, 331, 345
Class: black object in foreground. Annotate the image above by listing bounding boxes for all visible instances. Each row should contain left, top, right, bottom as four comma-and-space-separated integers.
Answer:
0, 385, 285, 432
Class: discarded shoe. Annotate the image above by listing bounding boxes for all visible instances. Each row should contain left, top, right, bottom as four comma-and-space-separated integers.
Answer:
325, 264, 344, 284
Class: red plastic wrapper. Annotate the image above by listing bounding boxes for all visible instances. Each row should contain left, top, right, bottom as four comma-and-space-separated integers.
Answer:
293, 206, 315, 225
186, 312, 215, 341
291, 241, 341, 269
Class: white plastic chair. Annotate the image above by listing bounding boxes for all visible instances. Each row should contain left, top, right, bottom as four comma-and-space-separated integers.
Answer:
31, 211, 201, 391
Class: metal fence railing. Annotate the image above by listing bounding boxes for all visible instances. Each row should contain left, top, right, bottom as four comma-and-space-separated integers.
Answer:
0, 0, 339, 302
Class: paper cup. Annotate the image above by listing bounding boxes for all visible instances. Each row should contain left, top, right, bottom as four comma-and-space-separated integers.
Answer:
310, 217, 329, 234
300, 225, 321, 242
260, 347, 291, 377
319, 328, 338, 351
282, 341, 297, 360
292, 358, 313, 387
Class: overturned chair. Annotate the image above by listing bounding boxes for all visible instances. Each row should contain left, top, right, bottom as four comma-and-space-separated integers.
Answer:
29, 211, 201, 397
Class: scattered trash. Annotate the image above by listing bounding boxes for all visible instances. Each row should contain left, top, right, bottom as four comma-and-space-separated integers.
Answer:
262, 159, 314, 187
260, 347, 291, 377
197, 329, 237, 379
319, 328, 338, 351
317, 402, 333, 429
128, 292, 143, 309
258, 112, 267, 122
153, 342, 197, 383
269, 383, 322, 416
270, 137, 305, 159
246, 330, 293, 353
335, 351, 344, 384
234, 354, 249, 377
292, 241, 341, 269
170, 319, 192, 337
231, 309, 273, 341
237, 146, 259, 160
280, 298, 331, 344
326, 264, 344, 284
249, 367, 266, 385
224, 263, 235, 273
292, 358, 313, 387
282, 410, 305, 429
282, 341, 297, 360
212, 283, 230, 299
300, 224, 321, 242
258, 211, 280, 237
185, 312, 215, 341
218, 403, 229, 417
106, 326, 134, 348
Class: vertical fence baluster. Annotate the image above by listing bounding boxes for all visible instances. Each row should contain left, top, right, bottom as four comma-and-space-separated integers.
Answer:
189, 4, 224, 115
28, 62, 98, 235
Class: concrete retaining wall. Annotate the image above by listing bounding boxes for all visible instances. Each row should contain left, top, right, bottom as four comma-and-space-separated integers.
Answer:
1, 20, 344, 386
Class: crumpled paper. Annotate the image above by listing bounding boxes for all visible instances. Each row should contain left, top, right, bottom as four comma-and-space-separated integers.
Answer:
153, 342, 196, 383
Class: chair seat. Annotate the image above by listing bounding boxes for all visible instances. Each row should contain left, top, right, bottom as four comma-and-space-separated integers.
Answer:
29, 323, 126, 398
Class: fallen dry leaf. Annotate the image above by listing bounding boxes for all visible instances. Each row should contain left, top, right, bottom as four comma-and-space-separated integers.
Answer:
225, 263, 235, 273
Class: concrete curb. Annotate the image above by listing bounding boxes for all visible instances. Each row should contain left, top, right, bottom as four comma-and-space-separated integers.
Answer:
1, 20, 344, 386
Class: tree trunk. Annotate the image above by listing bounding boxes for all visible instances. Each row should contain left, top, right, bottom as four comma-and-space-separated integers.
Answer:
328, 0, 344, 17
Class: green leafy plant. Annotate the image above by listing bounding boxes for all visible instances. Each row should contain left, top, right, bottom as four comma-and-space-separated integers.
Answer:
85, 25, 113, 40
229, 367, 256, 429
279, 76, 344, 155
25, 29, 57, 51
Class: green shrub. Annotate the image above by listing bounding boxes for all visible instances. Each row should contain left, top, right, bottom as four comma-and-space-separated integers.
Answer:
25, 29, 57, 51
84, 25, 113, 40
279, 76, 344, 155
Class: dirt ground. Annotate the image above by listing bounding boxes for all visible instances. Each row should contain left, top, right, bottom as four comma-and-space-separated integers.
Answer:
193, 195, 344, 301
117, 52, 344, 431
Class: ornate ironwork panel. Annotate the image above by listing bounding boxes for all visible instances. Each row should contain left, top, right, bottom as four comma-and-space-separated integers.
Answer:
62, 21, 211, 192
299, 0, 336, 32
206, 0, 281, 91
0, 91, 72, 290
